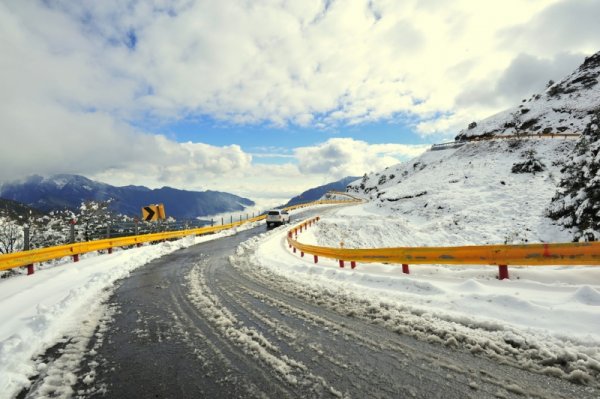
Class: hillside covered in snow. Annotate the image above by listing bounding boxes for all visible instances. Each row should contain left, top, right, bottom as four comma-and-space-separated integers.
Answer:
456, 52, 600, 140
339, 137, 575, 248
331, 52, 600, 248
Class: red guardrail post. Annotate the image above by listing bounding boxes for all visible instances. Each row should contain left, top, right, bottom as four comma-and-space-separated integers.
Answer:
402, 264, 410, 274
69, 220, 77, 264
301, 251, 304, 257
498, 265, 509, 280
314, 255, 318, 264
351, 261, 356, 269
293, 247, 296, 253
339, 260, 344, 268
24, 226, 34, 275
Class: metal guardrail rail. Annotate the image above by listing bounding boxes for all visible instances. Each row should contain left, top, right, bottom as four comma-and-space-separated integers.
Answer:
430, 132, 581, 151
326, 191, 366, 202
0, 199, 361, 272
287, 217, 600, 279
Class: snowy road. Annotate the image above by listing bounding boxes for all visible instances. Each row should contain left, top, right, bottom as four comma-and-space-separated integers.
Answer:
20, 209, 598, 398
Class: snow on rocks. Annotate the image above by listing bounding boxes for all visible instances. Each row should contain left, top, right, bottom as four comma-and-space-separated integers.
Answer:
455, 52, 600, 140
345, 139, 575, 246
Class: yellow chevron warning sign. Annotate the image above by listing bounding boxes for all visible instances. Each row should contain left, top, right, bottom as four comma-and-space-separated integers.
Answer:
142, 204, 166, 221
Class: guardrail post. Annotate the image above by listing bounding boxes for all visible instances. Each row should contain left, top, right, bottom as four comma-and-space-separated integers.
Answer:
105, 225, 113, 254
230, 215, 233, 224
351, 261, 356, 269
293, 247, 296, 253
301, 251, 304, 257
314, 255, 318, 264
339, 260, 344, 268
24, 225, 34, 275
402, 264, 410, 274
134, 221, 142, 247
498, 265, 509, 280
211, 219, 214, 227
69, 220, 79, 262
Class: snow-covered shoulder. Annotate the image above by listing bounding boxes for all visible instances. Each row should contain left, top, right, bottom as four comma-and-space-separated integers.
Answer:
233, 217, 600, 386
0, 221, 261, 399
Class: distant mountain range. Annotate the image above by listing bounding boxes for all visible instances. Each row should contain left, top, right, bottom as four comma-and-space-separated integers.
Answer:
0, 175, 254, 219
285, 176, 360, 206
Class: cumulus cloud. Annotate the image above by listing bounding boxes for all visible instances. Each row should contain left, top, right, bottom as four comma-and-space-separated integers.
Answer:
295, 138, 429, 177
456, 52, 586, 108
499, 0, 600, 55
5, 0, 595, 136
1, 0, 600, 201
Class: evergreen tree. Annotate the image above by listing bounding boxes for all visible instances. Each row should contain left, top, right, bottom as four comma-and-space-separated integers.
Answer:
548, 109, 600, 241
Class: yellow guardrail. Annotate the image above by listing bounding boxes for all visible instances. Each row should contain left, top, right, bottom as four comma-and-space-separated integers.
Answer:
287, 217, 600, 279
0, 199, 360, 272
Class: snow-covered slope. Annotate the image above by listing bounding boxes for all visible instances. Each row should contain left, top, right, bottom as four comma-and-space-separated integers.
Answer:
340, 138, 575, 248
334, 53, 600, 248
456, 52, 600, 140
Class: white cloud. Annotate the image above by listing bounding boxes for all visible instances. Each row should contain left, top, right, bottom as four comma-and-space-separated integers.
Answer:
86, 138, 427, 203
5, 0, 596, 136
1, 0, 599, 200
295, 138, 429, 177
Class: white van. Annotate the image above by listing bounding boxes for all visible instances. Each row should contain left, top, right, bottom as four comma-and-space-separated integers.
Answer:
266, 209, 290, 227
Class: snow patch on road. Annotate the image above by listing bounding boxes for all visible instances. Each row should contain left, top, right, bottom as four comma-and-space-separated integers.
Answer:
185, 261, 344, 395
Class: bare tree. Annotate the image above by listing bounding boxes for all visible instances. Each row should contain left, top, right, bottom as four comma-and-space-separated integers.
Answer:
0, 221, 23, 254
77, 199, 114, 241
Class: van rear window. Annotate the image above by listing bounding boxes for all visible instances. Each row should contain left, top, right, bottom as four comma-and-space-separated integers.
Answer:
268, 211, 280, 215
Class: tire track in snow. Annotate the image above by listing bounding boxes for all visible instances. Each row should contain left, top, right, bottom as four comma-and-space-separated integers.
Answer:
231, 227, 600, 399
186, 260, 346, 398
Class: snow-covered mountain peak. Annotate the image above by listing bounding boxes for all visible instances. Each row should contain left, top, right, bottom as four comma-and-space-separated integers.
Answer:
456, 51, 600, 140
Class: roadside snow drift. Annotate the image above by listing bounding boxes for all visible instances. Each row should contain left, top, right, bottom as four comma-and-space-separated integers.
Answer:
234, 217, 600, 388
0, 223, 260, 399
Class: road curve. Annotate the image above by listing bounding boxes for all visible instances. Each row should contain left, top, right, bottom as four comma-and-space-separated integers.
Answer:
43, 209, 598, 398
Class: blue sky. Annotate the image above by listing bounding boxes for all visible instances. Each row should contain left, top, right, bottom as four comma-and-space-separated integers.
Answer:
1, 0, 599, 204
145, 117, 433, 165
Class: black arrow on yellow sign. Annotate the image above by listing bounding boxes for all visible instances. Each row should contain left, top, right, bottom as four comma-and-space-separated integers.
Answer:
143, 206, 156, 221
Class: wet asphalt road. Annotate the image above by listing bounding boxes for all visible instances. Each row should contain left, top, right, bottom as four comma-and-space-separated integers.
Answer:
61, 210, 599, 399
